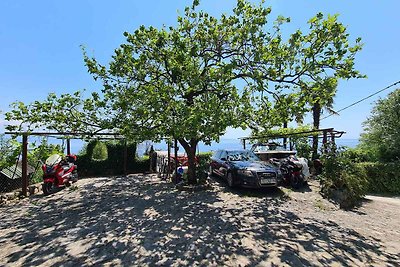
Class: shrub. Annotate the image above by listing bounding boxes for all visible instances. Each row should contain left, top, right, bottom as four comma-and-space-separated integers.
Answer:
77, 140, 149, 177
92, 141, 108, 161
293, 137, 312, 159
341, 147, 375, 163
356, 162, 400, 195
319, 143, 369, 209
197, 152, 212, 183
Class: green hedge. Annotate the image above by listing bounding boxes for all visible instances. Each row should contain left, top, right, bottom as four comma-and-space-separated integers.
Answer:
318, 144, 369, 209
77, 141, 149, 177
356, 162, 400, 195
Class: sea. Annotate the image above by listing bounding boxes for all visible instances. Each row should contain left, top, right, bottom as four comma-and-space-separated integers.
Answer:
27, 137, 359, 156
136, 138, 359, 157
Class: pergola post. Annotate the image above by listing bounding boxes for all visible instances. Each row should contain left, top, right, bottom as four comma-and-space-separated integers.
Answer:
322, 130, 328, 153
331, 131, 336, 144
167, 140, 171, 180
174, 139, 178, 184
66, 138, 71, 155
123, 140, 127, 175
21, 134, 28, 197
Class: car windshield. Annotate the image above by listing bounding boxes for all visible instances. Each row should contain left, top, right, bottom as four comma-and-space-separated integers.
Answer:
226, 150, 260, 161
253, 143, 287, 152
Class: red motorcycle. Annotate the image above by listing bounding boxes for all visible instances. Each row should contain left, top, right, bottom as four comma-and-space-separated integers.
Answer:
270, 155, 305, 189
42, 154, 78, 195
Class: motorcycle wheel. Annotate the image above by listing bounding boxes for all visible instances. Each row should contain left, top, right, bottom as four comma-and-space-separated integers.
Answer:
42, 182, 55, 195
290, 174, 302, 189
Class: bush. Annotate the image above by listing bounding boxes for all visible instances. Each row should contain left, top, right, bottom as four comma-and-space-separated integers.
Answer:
77, 140, 149, 177
341, 147, 376, 163
197, 152, 212, 183
293, 137, 313, 159
359, 89, 400, 162
92, 141, 108, 161
319, 143, 369, 209
356, 162, 400, 195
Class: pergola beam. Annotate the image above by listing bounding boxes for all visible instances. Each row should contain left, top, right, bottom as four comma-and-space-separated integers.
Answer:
240, 128, 346, 150
5, 131, 122, 137
239, 128, 337, 141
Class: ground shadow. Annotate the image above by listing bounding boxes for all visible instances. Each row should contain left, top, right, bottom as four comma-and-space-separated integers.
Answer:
0, 174, 398, 266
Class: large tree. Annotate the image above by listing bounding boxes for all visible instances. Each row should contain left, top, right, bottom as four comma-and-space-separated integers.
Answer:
359, 89, 400, 162
81, 0, 302, 183
5, 91, 108, 134
249, 12, 365, 158
6, 1, 365, 182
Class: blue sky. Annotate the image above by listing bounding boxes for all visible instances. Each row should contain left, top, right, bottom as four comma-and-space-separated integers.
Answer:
1, 0, 399, 140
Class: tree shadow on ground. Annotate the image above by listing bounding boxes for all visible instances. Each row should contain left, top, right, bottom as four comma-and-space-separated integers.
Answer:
0, 174, 399, 266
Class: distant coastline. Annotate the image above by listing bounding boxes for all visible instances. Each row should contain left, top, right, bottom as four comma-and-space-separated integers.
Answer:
33, 137, 360, 156
142, 138, 359, 156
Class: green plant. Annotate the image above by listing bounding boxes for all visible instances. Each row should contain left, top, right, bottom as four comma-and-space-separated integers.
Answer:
92, 141, 108, 161
319, 143, 368, 209
356, 162, 400, 195
341, 147, 375, 163
6, 1, 364, 185
293, 136, 312, 159
0, 135, 20, 169
77, 140, 148, 177
360, 89, 400, 162
197, 152, 212, 184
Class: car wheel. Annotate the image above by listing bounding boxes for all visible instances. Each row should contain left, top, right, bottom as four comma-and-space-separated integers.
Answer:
226, 172, 234, 187
209, 165, 214, 177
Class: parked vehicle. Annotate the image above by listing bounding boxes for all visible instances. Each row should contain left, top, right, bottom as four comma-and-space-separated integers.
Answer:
209, 149, 282, 188
251, 143, 310, 188
269, 156, 305, 189
251, 142, 296, 160
42, 154, 78, 195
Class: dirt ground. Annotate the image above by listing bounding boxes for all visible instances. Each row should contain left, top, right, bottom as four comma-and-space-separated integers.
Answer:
0, 174, 399, 266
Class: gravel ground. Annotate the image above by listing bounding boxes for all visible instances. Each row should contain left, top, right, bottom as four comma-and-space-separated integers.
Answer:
0, 174, 399, 266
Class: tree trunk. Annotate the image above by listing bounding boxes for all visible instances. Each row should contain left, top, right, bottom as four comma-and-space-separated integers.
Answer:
312, 102, 321, 160
178, 138, 199, 185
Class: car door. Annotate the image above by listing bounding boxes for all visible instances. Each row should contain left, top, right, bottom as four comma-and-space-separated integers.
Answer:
210, 150, 222, 177
216, 150, 229, 178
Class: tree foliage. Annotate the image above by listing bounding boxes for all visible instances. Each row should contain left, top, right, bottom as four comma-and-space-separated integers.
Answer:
5, 0, 365, 183
0, 134, 20, 170
5, 91, 108, 135
359, 89, 400, 162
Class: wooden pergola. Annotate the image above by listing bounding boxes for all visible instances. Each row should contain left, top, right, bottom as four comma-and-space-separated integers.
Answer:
5, 131, 125, 196
240, 128, 346, 150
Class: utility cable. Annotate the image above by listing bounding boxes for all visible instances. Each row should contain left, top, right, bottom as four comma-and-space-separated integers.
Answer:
321, 80, 400, 121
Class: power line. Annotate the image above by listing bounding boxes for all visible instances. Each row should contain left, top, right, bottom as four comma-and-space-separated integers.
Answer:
321, 80, 400, 121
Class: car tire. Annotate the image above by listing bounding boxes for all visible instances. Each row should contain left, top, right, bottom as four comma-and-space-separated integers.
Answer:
226, 172, 234, 188
209, 165, 214, 177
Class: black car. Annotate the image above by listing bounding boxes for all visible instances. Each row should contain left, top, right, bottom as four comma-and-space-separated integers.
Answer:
209, 149, 282, 188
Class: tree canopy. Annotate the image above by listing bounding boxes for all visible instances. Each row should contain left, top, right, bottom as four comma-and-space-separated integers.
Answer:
359, 89, 400, 162
5, 0, 365, 183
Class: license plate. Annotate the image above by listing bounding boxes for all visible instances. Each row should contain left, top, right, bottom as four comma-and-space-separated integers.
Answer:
261, 178, 276, 184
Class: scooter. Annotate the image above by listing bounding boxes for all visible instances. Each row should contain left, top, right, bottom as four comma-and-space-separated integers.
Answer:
42, 154, 78, 195
270, 156, 305, 189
